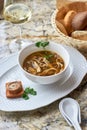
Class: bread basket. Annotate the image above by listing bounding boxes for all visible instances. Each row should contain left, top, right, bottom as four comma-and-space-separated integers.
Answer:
52, 1, 87, 58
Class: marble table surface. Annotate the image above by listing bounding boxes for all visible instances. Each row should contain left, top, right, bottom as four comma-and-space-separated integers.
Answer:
0, 0, 87, 130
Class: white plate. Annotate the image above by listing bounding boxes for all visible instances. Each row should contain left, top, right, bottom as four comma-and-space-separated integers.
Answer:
0, 45, 87, 112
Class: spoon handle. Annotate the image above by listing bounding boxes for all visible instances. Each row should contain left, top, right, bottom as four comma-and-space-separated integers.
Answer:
73, 121, 82, 130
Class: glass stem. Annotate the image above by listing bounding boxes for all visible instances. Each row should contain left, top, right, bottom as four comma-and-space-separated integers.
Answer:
19, 25, 22, 40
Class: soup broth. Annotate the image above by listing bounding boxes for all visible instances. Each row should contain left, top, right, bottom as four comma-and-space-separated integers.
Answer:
23, 50, 65, 76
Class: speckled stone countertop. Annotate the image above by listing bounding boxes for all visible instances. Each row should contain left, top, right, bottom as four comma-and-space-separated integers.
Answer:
0, 0, 87, 130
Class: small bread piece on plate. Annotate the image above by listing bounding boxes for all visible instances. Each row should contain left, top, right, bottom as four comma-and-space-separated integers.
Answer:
6, 81, 24, 98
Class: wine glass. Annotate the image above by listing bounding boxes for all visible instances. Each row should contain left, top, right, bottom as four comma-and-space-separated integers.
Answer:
3, 0, 32, 49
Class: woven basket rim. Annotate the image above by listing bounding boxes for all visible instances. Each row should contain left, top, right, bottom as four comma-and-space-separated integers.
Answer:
51, 9, 87, 45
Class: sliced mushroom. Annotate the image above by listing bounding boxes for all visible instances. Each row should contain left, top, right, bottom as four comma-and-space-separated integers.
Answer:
28, 67, 36, 74
32, 61, 41, 73
43, 58, 53, 68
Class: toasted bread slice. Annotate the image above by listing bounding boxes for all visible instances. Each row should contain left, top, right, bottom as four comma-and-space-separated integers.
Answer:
6, 81, 24, 98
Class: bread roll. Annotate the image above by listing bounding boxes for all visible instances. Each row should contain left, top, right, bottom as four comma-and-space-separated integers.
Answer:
72, 11, 87, 30
71, 30, 87, 41
64, 10, 77, 35
56, 20, 68, 35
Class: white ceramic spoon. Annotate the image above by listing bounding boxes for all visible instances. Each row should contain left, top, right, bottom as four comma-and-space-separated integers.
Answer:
59, 99, 81, 126
59, 98, 82, 130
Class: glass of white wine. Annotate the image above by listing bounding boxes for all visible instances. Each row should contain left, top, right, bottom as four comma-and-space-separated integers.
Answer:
3, 0, 32, 48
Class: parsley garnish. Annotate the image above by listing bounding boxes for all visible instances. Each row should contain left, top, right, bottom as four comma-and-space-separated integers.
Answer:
22, 92, 29, 100
22, 87, 37, 100
35, 41, 49, 48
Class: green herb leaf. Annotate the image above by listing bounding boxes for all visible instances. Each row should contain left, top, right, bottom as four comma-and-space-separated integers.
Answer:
44, 54, 53, 60
22, 92, 29, 100
35, 41, 49, 48
22, 87, 37, 100
35, 41, 42, 47
24, 87, 30, 94
29, 88, 37, 95
41, 41, 49, 48
24, 87, 37, 95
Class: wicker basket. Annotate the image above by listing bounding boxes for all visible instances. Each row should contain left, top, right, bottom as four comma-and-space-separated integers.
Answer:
56, 0, 87, 9
52, 1, 87, 58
